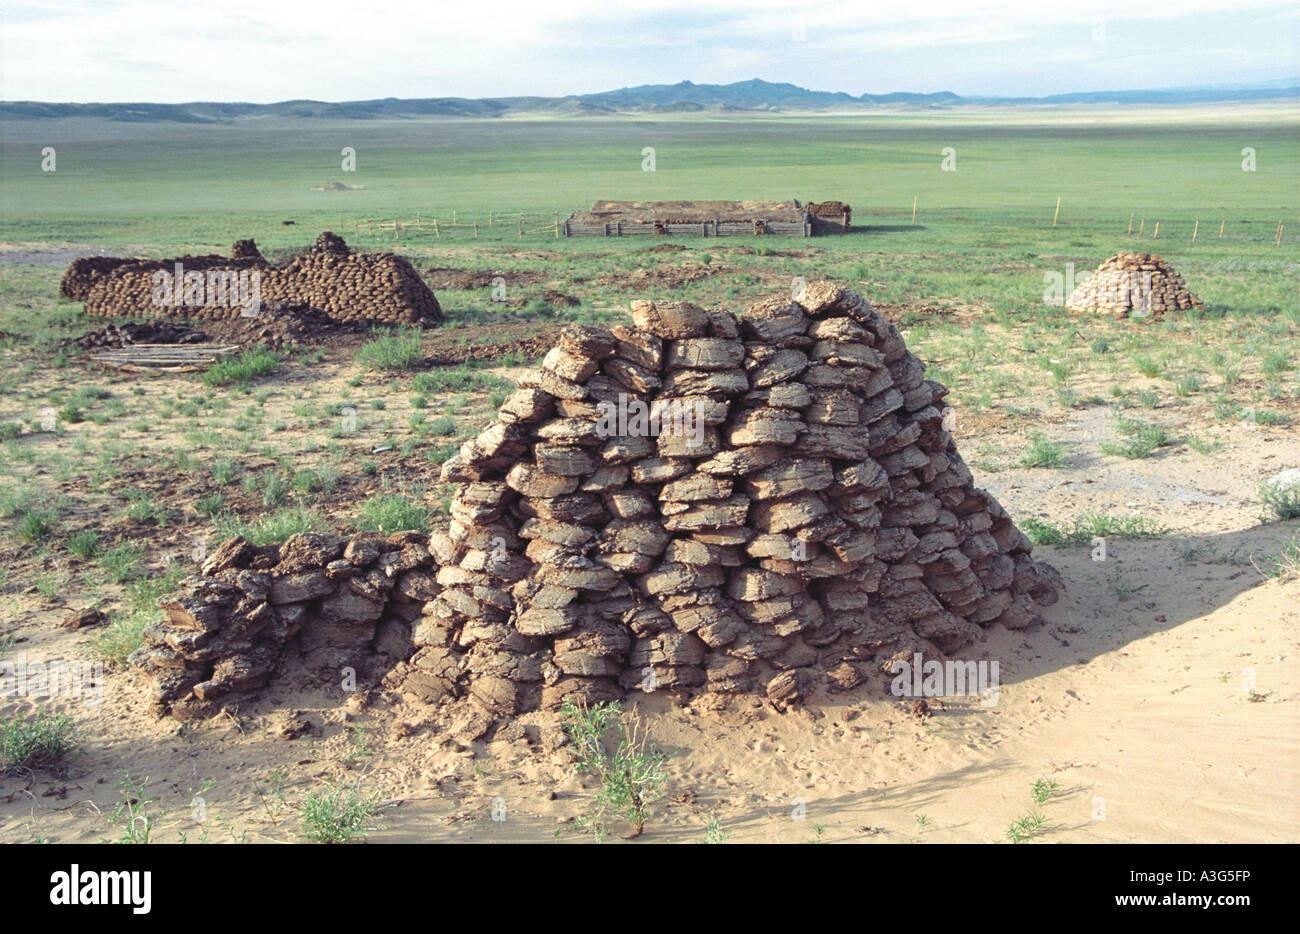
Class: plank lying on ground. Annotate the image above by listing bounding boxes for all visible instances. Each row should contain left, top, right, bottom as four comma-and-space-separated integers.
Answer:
90, 343, 241, 373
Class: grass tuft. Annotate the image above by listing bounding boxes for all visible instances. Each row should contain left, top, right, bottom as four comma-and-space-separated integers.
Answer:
0, 707, 79, 772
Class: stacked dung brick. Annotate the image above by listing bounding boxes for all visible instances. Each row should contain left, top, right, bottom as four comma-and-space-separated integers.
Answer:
132, 282, 1061, 721
414, 282, 1060, 715
805, 200, 852, 230
131, 531, 438, 720
67, 233, 442, 326
1066, 252, 1203, 318
59, 254, 244, 301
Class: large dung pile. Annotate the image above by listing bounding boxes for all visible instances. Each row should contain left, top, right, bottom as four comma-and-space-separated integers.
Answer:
1066, 252, 1203, 318
67, 233, 442, 326
131, 283, 1061, 721
418, 282, 1060, 714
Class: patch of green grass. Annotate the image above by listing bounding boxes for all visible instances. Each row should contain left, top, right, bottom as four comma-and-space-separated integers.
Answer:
1185, 433, 1222, 455
1134, 356, 1162, 379
96, 609, 153, 668
196, 491, 226, 516
1100, 416, 1174, 459
1256, 532, 1300, 581
1251, 409, 1292, 427
1172, 373, 1202, 397
1022, 511, 1167, 546
99, 541, 146, 583
105, 773, 156, 844
299, 780, 389, 844
123, 490, 167, 524
262, 474, 290, 508
428, 415, 456, 437
1005, 811, 1047, 844
212, 458, 239, 486
1260, 349, 1292, 379
201, 347, 281, 387
1017, 430, 1065, 468
57, 404, 85, 424
66, 529, 102, 560
703, 816, 730, 844
412, 365, 512, 395
0, 487, 36, 519
15, 507, 59, 544
1021, 518, 1065, 545
215, 506, 330, 545
355, 493, 429, 535
355, 328, 424, 371
1031, 778, 1059, 805
0, 707, 78, 772
1258, 480, 1300, 521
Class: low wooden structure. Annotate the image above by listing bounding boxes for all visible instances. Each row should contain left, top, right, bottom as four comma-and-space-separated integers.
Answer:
91, 343, 240, 374
564, 199, 851, 238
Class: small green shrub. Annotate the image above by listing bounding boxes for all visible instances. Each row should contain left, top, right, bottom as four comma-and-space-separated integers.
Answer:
1259, 480, 1300, 522
356, 494, 428, 535
560, 699, 668, 840
355, 329, 424, 371
299, 781, 388, 844
0, 707, 78, 771
66, 529, 101, 559
1017, 431, 1065, 468
202, 348, 281, 387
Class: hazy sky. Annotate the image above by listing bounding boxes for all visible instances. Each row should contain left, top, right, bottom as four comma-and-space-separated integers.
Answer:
2, 0, 1297, 102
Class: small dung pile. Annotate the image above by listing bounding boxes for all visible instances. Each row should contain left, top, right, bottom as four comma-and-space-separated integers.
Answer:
1066, 252, 1203, 318
64, 233, 442, 327
131, 532, 438, 720
132, 283, 1062, 721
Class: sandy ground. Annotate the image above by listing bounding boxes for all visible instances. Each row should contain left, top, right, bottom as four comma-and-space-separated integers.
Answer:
2, 398, 1295, 845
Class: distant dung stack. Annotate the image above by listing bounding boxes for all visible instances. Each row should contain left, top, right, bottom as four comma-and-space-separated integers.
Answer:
1066, 252, 1203, 318
67, 233, 442, 326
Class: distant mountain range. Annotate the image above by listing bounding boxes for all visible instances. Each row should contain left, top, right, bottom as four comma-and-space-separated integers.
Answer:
2, 78, 1296, 122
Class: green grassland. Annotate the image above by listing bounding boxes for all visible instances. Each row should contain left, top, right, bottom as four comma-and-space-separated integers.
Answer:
2, 104, 1296, 251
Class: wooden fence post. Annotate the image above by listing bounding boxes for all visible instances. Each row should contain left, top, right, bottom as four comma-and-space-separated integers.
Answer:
911, 195, 917, 225
1127, 212, 1134, 236
1153, 221, 1159, 239
1192, 220, 1199, 242
1138, 219, 1144, 237
1219, 220, 1225, 238
1053, 196, 1061, 227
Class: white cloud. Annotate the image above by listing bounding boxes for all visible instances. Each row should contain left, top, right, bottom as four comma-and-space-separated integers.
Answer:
1, 0, 1295, 101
